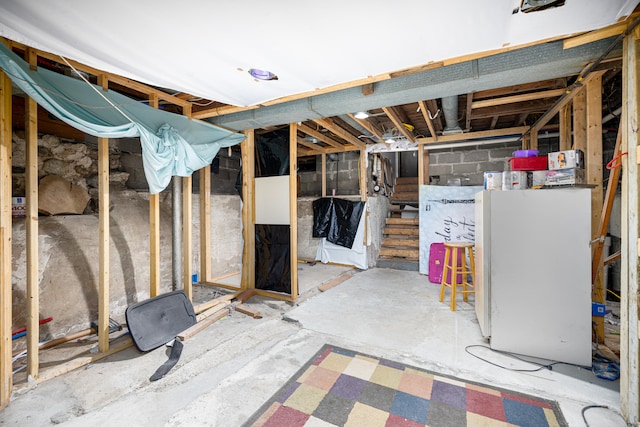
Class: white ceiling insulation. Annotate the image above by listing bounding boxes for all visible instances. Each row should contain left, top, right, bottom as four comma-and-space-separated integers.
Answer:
0, 0, 637, 107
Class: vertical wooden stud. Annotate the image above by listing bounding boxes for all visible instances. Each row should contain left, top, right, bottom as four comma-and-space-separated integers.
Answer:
149, 94, 160, 297
241, 130, 255, 290
182, 175, 192, 301
25, 47, 39, 378
321, 153, 327, 197
621, 24, 640, 425
573, 90, 587, 152
559, 104, 572, 151
200, 165, 211, 283
586, 72, 605, 343
359, 149, 367, 202
97, 135, 110, 353
0, 70, 12, 410
290, 124, 298, 299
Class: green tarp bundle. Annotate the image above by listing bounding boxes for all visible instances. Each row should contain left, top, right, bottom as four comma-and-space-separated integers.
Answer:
0, 42, 245, 193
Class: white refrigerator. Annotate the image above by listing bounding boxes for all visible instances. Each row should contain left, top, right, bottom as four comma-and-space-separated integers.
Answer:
474, 189, 592, 366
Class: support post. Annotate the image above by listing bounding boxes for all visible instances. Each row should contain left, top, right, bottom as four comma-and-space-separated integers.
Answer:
200, 165, 211, 283
573, 90, 587, 152
241, 130, 255, 290
97, 136, 110, 353
586, 72, 605, 343
559, 104, 572, 151
290, 124, 298, 299
621, 23, 640, 425
0, 70, 12, 410
26, 78, 39, 379
321, 153, 327, 197
183, 175, 192, 301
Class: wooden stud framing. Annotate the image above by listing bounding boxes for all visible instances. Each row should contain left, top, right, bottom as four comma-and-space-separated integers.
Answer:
241, 130, 255, 290
621, 24, 640, 425
97, 135, 110, 353
200, 165, 212, 283
149, 94, 160, 297
573, 90, 587, 152
290, 124, 299, 299
25, 67, 39, 379
359, 149, 367, 202
0, 70, 12, 411
586, 73, 605, 342
559, 104, 571, 151
182, 175, 193, 301
321, 154, 327, 197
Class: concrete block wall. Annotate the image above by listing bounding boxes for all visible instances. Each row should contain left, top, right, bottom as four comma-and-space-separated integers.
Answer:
299, 151, 361, 197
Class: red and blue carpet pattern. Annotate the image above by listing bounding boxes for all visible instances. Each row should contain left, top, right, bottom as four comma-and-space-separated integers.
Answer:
244, 344, 567, 427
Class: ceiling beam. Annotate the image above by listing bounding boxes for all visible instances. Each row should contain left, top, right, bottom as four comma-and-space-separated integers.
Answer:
417, 126, 528, 145
313, 118, 366, 150
470, 88, 567, 109
418, 101, 438, 141
382, 107, 415, 143
347, 113, 384, 140
298, 123, 347, 151
297, 137, 327, 153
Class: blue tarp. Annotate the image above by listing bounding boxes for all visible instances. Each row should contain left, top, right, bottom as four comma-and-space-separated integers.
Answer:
0, 42, 245, 193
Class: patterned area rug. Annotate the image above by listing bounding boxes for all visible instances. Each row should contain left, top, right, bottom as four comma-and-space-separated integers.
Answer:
244, 344, 568, 427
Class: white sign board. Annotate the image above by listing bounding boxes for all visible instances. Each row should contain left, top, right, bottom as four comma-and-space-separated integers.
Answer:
419, 185, 483, 275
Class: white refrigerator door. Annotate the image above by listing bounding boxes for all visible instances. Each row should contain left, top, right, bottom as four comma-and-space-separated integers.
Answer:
487, 189, 592, 366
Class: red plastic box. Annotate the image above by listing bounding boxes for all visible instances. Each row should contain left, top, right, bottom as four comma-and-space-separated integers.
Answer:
509, 156, 547, 171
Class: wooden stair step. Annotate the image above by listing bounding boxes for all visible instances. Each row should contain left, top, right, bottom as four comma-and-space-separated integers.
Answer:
383, 227, 419, 236
386, 217, 419, 226
394, 184, 419, 192
379, 248, 419, 259
382, 238, 419, 248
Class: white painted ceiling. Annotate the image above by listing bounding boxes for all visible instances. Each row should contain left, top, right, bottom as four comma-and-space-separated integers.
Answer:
0, 0, 637, 107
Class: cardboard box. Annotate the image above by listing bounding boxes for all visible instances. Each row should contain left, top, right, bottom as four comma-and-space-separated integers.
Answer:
509, 156, 547, 171
483, 172, 502, 190
548, 149, 584, 170
12, 197, 26, 218
544, 168, 586, 186
529, 170, 547, 189
502, 171, 528, 190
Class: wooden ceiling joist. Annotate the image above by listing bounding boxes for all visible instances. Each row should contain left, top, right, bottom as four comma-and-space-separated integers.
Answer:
382, 107, 415, 143
470, 88, 566, 109
298, 123, 347, 151
347, 113, 384, 141
418, 101, 438, 141
312, 118, 366, 150
297, 136, 327, 153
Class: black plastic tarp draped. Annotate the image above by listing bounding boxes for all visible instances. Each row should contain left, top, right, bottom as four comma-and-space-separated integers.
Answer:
312, 198, 365, 249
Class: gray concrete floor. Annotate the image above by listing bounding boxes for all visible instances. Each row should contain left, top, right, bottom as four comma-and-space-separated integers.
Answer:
1, 266, 625, 426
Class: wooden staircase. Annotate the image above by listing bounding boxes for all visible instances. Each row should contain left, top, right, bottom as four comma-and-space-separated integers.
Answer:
378, 177, 420, 270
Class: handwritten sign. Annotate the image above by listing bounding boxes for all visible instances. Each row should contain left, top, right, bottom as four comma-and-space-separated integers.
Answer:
419, 185, 483, 275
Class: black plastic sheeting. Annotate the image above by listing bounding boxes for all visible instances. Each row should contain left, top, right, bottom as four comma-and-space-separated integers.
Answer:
256, 128, 290, 177
255, 224, 291, 294
235, 128, 290, 199
313, 198, 365, 249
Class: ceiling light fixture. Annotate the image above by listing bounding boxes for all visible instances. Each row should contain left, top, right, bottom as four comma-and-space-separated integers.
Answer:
248, 68, 278, 81
354, 111, 369, 119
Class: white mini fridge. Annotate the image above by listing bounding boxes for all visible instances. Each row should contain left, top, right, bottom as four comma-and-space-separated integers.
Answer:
474, 189, 592, 366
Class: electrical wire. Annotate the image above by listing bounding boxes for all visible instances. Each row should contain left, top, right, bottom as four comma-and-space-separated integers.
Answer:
464, 344, 591, 372
581, 405, 626, 427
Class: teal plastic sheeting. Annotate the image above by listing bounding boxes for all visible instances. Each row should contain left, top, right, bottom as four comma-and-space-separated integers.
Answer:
0, 42, 245, 193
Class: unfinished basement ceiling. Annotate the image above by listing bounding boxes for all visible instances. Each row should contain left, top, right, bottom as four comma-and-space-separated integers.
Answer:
0, 1, 637, 155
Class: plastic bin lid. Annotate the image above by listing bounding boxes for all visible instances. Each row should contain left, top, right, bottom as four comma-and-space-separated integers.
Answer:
125, 290, 196, 352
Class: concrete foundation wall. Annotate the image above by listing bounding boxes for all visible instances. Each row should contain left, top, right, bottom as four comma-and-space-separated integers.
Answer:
11, 189, 243, 342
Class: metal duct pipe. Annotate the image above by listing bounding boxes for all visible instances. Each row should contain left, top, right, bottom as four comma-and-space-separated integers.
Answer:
172, 176, 182, 291
441, 96, 462, 134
